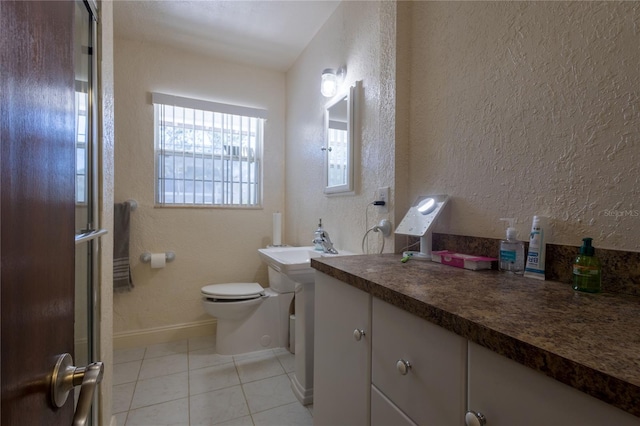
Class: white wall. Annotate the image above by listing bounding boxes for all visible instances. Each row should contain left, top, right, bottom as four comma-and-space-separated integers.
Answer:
408, 2, 640, 251
113, 38, 286, 334
285, 1, 397, 254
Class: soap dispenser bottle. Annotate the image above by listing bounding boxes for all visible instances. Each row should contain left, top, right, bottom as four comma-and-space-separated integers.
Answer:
572, 237, 602, 293
499, 218, 525, 274
313, 219, 324, 251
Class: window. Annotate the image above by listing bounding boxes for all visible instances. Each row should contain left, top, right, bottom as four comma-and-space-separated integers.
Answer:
75, 85, 88, 204
152, 93, 266, 207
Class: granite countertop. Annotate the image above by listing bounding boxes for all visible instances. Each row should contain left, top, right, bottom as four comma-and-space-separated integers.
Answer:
311, 253, 640, 418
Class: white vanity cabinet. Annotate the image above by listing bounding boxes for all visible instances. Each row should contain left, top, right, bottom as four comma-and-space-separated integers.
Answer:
467, 342, 640, 426
314, 271, 640, 426
372, 297, 467, 426
314, 271, 467, 426
314, 272, 371, 426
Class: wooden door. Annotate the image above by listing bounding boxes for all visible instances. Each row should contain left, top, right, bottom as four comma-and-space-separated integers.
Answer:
1, 1, 76, 424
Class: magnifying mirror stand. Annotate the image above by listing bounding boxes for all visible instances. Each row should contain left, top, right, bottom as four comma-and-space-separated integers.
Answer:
403, 231, 433, 260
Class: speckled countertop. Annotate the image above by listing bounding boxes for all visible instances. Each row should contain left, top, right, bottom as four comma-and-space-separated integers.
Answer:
311, 254, 640, 418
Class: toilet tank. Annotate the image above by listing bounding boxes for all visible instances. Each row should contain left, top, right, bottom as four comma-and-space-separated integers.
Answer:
268, 266, 296, 293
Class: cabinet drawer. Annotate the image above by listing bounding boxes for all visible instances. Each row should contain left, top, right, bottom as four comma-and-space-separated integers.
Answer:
371, 385, 417, 426
372, 298, 467, 425
468, 342, 640, 426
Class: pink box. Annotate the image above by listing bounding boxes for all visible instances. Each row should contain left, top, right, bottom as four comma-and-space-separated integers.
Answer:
431, 250, 497, 271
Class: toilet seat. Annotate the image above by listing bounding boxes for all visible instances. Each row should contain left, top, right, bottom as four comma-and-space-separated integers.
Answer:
201, 283, 265, 300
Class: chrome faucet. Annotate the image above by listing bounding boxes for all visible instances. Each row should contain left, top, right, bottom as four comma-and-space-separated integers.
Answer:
320, 230, 338, 254
312, 227, 338, 254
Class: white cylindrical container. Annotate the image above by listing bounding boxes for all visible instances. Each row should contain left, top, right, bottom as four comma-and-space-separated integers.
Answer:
524, 215, 548, 280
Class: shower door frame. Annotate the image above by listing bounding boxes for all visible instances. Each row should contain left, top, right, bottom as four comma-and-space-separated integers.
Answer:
75, 1, 103, 425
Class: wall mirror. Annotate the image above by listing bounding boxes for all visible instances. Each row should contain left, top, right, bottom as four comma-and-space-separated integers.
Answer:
324, 80, 361, 194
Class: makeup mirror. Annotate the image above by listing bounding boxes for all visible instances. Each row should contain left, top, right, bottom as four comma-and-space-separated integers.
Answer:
395, 194, 449, 259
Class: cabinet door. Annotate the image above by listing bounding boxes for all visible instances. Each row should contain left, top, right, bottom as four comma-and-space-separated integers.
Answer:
314, 272, 371, 426
468, 342, 640, 426
372, 298, 467, 425
371, 385, 418, 426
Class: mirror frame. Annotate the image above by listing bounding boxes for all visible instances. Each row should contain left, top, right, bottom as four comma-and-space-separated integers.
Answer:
323, 80, 361, 195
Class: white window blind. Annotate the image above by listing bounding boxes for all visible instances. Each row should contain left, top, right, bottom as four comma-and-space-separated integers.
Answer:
152, 93, 265, 207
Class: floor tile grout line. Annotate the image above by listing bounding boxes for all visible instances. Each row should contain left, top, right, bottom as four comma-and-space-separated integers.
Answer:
187, 339, 191, 426
234, 357, 256, 425
125, 346, 146, 420
115, 340, 312, 425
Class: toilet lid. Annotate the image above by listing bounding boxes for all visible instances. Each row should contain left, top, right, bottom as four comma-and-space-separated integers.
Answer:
201, 283, 265, 300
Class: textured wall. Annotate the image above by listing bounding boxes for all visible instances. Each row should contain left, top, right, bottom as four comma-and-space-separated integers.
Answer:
98, 0, 115, 422
409, 2, 640, 251
285, 1, 396, 254
113, 39, 286, 332
111, 1, 640, 336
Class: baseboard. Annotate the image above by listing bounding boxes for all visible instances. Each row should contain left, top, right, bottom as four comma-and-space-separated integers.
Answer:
113, 319, 217, 350
292, 373, 314, 406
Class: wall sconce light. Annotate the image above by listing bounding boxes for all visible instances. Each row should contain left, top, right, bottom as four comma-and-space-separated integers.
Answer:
321, 66, 346, 97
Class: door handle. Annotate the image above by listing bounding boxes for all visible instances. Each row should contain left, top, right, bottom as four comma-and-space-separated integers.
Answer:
51, 353, 104, 426
75, 228, 108, 244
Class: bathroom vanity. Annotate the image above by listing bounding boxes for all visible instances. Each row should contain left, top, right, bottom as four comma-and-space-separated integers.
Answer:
311, 254, 640, 426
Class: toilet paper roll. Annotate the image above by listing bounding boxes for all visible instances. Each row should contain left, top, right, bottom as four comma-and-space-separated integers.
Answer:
273, 212, 282, 246
150, 253, 166, 269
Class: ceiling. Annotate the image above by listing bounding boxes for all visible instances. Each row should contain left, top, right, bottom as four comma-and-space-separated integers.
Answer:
113, 0, 341, 72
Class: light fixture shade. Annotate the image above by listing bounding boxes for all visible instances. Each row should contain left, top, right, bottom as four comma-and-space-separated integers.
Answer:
321, 68, 337, 97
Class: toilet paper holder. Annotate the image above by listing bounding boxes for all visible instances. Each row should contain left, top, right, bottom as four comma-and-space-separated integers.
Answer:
140, 251, 176, 264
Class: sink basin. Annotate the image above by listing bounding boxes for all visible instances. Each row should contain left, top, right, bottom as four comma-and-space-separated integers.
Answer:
258, 245, 352, 280
258, 246, 318, 274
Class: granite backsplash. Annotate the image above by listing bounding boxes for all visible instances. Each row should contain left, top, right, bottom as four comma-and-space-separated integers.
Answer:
428, 233, 640, 297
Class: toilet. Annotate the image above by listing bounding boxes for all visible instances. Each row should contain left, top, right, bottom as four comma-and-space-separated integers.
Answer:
201, 266, 295, 355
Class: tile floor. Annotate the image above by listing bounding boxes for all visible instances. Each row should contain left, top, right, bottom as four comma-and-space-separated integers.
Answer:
112, 336, 313, 426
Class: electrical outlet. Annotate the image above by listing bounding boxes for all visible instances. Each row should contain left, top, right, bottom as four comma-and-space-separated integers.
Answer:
376, 186, 390, 213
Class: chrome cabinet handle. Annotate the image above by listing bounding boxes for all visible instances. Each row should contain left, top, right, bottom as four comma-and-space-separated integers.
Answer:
320, 147, 333, 152
353, 328, 366, 341
51, 353, 104, 426
396, 359, 411, 375
465, 410, 487, 426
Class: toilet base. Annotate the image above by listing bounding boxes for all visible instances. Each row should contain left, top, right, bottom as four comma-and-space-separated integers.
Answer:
215, 289, 294, 355
216, 320, 275, 355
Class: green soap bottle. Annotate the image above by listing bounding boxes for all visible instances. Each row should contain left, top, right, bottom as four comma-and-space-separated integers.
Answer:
572, 237, 602, 293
